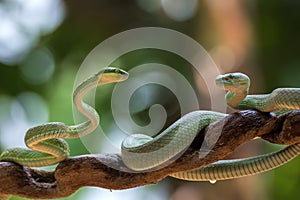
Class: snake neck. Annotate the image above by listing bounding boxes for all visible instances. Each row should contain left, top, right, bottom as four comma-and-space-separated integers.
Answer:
69, 70, 128, 138
225, 87, 272, 111
69, 76, 100, 137
225, 89, 248, 109
226, 90, 274, 111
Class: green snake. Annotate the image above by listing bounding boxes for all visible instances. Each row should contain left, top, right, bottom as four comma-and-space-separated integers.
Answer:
0, 69, 299, 182
0, 67, 128, 166
171, 73, 300, 180
121, 72, 300, 180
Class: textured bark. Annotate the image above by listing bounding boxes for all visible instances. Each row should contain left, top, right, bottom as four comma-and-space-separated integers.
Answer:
0, 110, 299, 199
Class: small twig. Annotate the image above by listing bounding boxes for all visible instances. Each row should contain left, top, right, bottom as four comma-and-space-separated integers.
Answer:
0, 110, 299, 199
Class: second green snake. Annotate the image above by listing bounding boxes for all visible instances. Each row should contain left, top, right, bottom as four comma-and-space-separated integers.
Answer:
121, 72, 300, 180
0, 68, 299, 182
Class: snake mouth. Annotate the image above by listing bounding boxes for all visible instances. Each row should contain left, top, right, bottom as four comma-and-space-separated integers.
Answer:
116, 68, 129, 81
215, 75, 229, 87
215, 73, 250, 89
96, 67, 129, 83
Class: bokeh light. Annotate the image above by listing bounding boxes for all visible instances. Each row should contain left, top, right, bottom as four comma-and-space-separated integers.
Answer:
20, 47, 55, 85
136, 0, 161, 13
161, 0, 198, 21
0, 0, 65, 65
0, 92, 48, 149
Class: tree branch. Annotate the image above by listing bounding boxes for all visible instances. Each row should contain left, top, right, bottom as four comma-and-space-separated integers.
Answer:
0, 110, 299, 199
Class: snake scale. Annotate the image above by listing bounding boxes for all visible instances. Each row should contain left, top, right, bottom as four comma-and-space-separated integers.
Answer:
0, 68, 299, 182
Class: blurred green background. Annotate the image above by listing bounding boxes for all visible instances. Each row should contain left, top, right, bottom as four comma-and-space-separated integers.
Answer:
0, 0, 299, 200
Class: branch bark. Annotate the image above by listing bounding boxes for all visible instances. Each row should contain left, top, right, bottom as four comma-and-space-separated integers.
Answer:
0, 110, 299, 199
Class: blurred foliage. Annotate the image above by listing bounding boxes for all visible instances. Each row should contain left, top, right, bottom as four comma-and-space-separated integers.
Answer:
255, 0, 300, 88
0, 0, 299, 200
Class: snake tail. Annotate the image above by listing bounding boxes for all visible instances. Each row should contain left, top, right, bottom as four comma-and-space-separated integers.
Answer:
171, 143, 300, 181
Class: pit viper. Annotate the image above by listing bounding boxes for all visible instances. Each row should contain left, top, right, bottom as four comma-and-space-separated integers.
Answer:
0, 67, 128, 166
0, 68, 299, 182
121, 72, 300, 180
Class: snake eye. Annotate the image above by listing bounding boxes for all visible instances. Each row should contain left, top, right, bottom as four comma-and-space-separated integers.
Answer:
115, 69, 120, 73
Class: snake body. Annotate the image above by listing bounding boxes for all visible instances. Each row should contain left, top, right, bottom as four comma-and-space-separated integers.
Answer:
0, 67, 128, 166
0, 69, 299, 182
122, 72, 300, 180
121, 111, 225, 171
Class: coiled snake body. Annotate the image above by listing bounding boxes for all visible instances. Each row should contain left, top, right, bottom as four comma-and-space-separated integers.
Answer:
0, 68, 128, 166
0, 69, 299, 182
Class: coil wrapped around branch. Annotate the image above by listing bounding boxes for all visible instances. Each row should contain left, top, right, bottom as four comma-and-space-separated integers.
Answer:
0, 110, 299, 199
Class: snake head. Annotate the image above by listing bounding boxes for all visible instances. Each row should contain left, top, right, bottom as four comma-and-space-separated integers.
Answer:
97, 67, 129, 84
215, 72, 250, 91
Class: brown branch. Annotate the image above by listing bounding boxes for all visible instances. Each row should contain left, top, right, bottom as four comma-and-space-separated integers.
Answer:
0, 110, 299, 199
